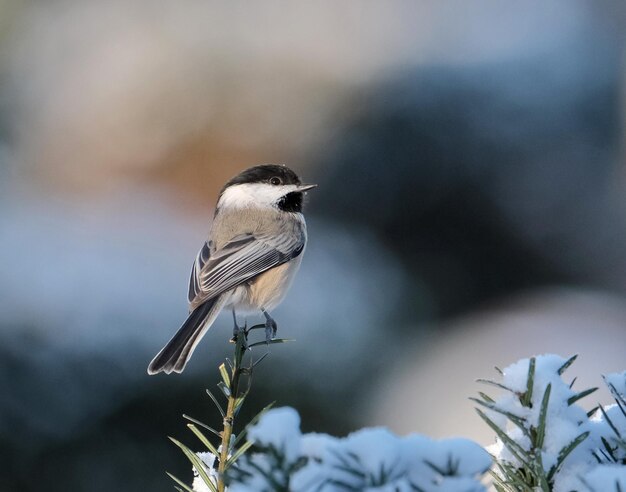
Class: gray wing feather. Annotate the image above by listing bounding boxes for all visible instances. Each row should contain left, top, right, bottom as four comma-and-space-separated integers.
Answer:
188, 240, 211, 303
189, 231, 304, 306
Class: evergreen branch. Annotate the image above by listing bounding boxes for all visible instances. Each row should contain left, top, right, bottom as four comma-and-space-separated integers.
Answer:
558, 355, 578, 376
475, 409, 532, 469
166, 472, 197, 492
547, 431, 589, 481
182, 414, 221, 439
521, 357, 535, 407
187, 423, 220, 457
169, 437, 218, 492
216, 327, 249, 492
567, 387, 598, 406
534, 383, 551, 450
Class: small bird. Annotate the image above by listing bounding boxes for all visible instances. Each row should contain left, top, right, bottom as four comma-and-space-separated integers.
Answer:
148, 164, 316, 375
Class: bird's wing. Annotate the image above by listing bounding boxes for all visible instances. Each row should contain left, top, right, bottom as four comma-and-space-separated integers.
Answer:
188, 240, 212, 303
188, 231, 305, 306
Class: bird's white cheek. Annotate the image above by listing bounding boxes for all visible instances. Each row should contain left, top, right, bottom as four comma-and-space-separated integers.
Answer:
218, 183, 285, 209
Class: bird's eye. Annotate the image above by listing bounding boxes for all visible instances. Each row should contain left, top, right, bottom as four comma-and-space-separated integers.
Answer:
270, 177, 282, 185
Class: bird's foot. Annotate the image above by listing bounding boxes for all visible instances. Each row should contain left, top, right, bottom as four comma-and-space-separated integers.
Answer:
264, 317, 277, 344
230, 320, 248, 346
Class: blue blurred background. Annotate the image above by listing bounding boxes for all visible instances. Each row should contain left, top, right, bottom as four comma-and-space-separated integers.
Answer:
1, 1, 626, 490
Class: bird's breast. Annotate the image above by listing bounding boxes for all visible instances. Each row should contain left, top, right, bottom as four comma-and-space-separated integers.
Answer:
228, 257, 302, 312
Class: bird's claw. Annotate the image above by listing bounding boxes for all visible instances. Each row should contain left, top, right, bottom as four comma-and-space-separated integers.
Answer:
230, 320, 248, 345
264, 318, 277, 344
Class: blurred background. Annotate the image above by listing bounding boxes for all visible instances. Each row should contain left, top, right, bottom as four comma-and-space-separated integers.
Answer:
1, 1, 626, 490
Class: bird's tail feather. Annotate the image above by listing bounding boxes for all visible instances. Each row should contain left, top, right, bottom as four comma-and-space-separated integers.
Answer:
147, 296, 226, 375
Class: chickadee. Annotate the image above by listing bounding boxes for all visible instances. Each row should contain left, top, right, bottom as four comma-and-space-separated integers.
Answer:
148, 164, 316, 375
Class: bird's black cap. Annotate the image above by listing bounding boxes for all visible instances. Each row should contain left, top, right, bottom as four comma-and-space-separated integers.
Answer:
223, 164, 302, 190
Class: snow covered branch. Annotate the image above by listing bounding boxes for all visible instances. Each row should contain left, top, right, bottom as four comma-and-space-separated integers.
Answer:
475, 354, 626, 491
167, 347, 626, 491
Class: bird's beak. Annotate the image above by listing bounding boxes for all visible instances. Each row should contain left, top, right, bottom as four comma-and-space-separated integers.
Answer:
297, 183, 317, 192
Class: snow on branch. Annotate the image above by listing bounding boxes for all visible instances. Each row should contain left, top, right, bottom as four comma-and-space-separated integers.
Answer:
177, 351, 626, 492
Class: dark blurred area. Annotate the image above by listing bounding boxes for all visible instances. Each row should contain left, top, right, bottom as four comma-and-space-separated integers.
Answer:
1, 1, 626, 491
316, 56, 621, 318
